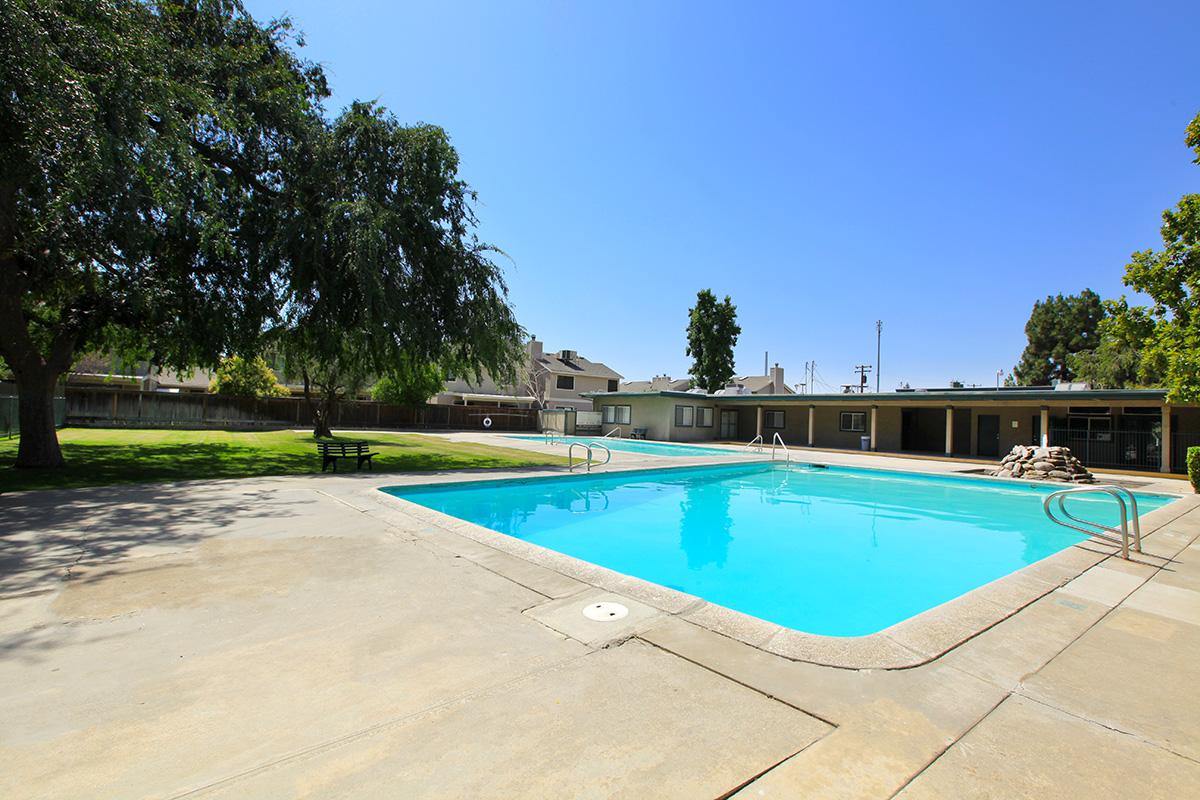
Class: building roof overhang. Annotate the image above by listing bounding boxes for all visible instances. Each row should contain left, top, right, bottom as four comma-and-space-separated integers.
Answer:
581, 388, 1177, 405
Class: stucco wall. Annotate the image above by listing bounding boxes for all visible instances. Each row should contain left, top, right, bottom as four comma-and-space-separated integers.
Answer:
665, 399, 721, 442
546, 374, 614, 410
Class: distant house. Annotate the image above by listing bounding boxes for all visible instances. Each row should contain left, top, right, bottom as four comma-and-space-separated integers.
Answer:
620, 375, 692, 393
64, 355, 214, 393
433, 338, 622, 411
723, 364, 793, 395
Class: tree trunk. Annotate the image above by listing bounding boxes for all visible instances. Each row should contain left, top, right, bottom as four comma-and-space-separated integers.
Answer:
313, 389, 336, 439
312, 403, 333, 439
14, 369, 65, 468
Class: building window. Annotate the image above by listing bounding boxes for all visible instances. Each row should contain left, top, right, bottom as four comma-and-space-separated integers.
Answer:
674, 405, 694, 427
839, 411, 866, 432
765, 410, 785, 429
602, 405, 631, 425
556, 375, 574, 390
696, 407, 713, 427
607, 379, 618, 392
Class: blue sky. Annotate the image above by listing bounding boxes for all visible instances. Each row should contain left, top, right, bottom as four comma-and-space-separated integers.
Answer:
247, 0, 1197, 390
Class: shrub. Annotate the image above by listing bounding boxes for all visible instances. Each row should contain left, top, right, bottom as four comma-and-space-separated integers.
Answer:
1188, 446, 1200, 494
209, 355, 289, 398
371, 359, 445, 407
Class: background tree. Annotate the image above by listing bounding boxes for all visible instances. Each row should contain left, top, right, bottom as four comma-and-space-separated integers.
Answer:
275, 102, 523, 437
1012, 290, 1105, 385
520, 360, 551, 410
0, 0, 326, 467
1106, 111, 1200, 402
685, 290, 741, 393
370, 358, 446, 408
1068, 299, 1161, 389
209, 356, 289, 398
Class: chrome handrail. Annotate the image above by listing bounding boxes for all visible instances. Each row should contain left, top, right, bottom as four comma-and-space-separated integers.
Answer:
568, 441, 611, 472
746, 434, 764, 453
1043, 485, 1142, 559
588, 442, 612, 467
771, 432, 790, 462
544, 429, 561, 445
602, 427, 622, 439
567, 442, 589, 470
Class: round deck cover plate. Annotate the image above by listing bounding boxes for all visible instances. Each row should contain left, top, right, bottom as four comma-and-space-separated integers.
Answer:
582, 602, 629, 622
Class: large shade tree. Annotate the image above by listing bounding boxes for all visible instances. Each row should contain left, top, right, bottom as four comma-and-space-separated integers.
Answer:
0, 0, 326, 466
1107, 111, 1200, 402
275, 102, 523, 438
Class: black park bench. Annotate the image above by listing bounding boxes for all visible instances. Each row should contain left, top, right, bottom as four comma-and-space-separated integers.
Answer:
317, 440, 379, 472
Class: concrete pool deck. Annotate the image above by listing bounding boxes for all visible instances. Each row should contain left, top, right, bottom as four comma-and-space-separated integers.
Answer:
2, 433, 1198, 798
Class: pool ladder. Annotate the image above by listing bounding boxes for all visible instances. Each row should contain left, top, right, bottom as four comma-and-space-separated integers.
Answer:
771, 432, 790, 463
1042, 485, 1142, 559
568, 441, 611, 472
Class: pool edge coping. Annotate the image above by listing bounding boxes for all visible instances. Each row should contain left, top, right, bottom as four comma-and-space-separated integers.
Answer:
362, 462, 1200, 670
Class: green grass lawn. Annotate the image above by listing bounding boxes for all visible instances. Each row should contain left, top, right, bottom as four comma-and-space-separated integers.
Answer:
0, 428, 566, 493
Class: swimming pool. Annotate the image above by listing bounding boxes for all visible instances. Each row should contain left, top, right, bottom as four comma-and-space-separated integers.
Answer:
505, 434, 737, 457
383, 463, 1175, 636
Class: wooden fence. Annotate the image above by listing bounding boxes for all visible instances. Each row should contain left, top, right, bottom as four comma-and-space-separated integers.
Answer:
64, 387, 538, 432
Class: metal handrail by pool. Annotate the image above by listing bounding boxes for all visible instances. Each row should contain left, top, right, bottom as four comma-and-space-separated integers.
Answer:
1043, 485, 1142, 559
771, 432, 790, 463
568, 441, 612, 472
746, 434, 764, 453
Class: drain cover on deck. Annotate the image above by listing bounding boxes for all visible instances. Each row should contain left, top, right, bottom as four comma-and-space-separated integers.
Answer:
582, 601, 629, 622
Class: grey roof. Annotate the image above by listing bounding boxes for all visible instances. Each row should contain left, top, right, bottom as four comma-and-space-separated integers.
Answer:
729, 375, 794, 394
538, 352, 622, 381
620, 376, 691, 393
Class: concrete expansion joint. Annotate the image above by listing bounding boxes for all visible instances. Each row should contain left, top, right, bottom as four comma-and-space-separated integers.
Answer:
715, 742, 830, 800
674, 598, 708, 617
312, 488, 370, 513
1014, 691, 1200, 765
521, 586, 592, 615
635, 633, 841, 728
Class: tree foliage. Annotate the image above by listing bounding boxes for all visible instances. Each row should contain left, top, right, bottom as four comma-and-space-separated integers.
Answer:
274, 101, 523, 436
208, 355, 288, 398
1, 0, 325, 466
685, 290, 741, 393
1108, 111, 1200, 402
1012, 290, 1104, 385
371, 358, 445, 407
1068, 299, 1161, 389
1, 1, 522, 464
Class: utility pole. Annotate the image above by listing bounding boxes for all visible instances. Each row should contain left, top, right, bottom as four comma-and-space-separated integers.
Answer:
875, 320, 882, 393
763, 351, 768, 376
853, 364, 873, 393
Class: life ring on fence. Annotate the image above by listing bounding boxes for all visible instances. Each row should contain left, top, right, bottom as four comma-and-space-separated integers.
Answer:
482, 416, 493, 429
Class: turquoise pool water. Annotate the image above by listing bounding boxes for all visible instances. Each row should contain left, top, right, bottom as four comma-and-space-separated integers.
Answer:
383, 463, 1175, 636
506, 434, 736, 457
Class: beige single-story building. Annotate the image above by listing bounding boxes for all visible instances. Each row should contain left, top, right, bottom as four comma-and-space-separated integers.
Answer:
584, 386, 1200, 475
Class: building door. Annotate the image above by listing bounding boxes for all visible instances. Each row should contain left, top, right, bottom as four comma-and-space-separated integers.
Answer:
977, 414, 1000, 457
719, 409, 738, 440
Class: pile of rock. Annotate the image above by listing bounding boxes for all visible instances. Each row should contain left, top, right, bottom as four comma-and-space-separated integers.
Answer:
991, 445, 1094, 483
